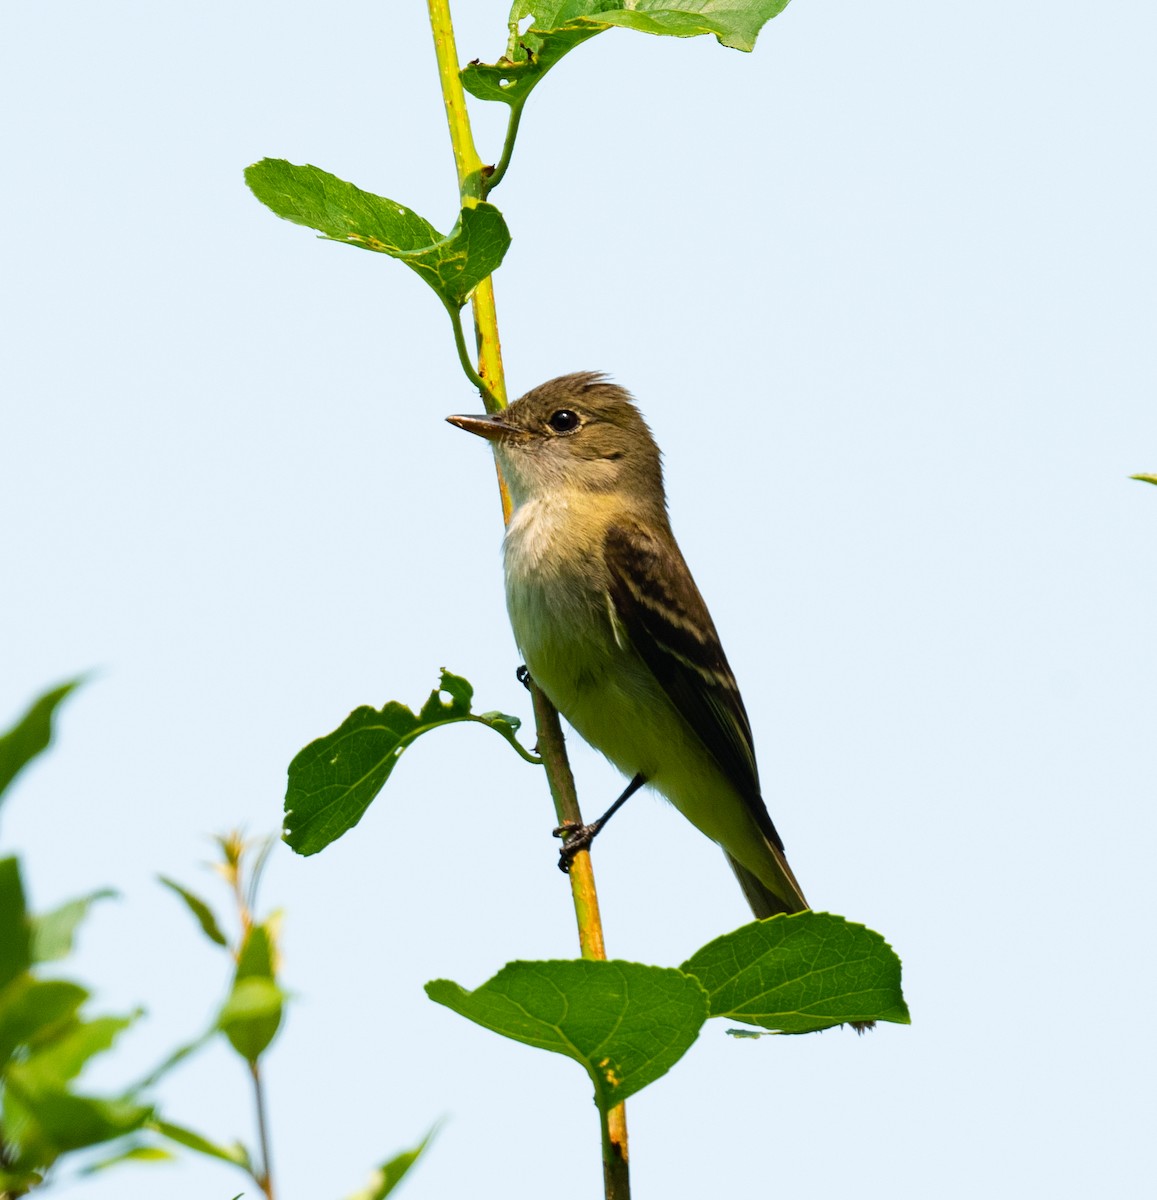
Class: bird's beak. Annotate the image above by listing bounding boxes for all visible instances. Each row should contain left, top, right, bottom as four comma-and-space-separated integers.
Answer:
446, 412, 509, 442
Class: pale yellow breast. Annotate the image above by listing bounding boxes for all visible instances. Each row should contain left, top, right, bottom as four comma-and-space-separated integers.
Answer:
502, 492, 778, 887
502, 492, 696, 781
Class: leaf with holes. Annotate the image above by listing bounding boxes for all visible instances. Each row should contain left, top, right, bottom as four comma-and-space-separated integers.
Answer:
463, 0, 792, 106
284, 670, 538, 856
463, 24, 602, 105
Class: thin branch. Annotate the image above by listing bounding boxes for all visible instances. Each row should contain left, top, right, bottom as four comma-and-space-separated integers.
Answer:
248, 1061, 275, 1200
447, 303, 501, 410
482, 102, 525, 197
426, 4, 629, 1196
528, 684, 606, 960
426, 0, 485, 204
529, 684, 630, 1196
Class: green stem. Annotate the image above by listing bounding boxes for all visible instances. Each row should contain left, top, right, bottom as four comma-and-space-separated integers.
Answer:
482, 102, 525, 197
448, 303, 501, 411
427, 0, 485, 202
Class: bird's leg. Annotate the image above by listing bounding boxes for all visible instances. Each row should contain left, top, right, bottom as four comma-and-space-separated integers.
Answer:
555, 773, 646, 873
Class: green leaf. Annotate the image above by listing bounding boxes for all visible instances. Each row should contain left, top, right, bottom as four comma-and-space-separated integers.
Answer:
0, 1168, 43, 1192
284, 669, 538, 856
594, 0, 792, 50
22, 1012, 139, 1085
462, 24, 603, 106
0, 979, 88, 1070
463, 0, 790, 106
0, 857, 32, 990
80, 1143, 175, 1174
3, 1068, 152, 1167
237, 917, 277, 980
0, 677, 84, 806
426, 959, 708, 1112
218, 978, 285, 1063
158, 876, 229, 947
31, 889, 117, 963
150, 1119, 251, 1168
1132, 473, 1157, 485
245, 160, 510, 310
217, 922, 283, 1063
344, 1126, 438, 1200
680, 911, 910, 1033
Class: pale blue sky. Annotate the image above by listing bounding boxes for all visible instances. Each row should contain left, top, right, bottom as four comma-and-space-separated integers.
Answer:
3, 3, 1155, 1198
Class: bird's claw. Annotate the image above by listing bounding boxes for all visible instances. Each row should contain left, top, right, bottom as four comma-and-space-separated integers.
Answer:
553, 821, 598, 873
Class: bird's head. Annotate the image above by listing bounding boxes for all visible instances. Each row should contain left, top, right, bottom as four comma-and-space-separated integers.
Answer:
447, 372, 665, 512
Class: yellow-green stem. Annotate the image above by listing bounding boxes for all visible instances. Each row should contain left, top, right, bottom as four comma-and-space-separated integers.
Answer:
427, 0, 485, 203
426, 3, 628, 1194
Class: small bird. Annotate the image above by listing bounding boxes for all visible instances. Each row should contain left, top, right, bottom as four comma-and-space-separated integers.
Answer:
448, 372, 808, 919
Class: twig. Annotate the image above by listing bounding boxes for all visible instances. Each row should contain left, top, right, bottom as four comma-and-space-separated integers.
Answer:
425, 4, 629, 1194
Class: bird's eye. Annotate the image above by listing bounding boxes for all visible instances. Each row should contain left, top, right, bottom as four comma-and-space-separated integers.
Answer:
547, 409, 580, 433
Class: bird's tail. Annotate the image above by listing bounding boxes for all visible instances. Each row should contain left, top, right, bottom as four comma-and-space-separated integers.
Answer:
726, 851, 808, 918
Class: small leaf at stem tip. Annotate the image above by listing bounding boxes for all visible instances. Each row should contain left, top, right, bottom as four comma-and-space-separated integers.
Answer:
463, 0, 792, 105
426, 959, 708, 1112
1131, 473, 1157, 485
244, 160, 510, 309
0, 676, 86, 808
283, 669, 540, 857
680, 911, 910, 1034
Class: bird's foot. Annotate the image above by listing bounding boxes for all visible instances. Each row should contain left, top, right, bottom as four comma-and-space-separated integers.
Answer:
553, 821, 600, 873
516, 664, 532, 691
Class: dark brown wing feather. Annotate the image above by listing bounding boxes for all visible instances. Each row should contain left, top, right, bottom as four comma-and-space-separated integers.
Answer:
603, 520, 786, 851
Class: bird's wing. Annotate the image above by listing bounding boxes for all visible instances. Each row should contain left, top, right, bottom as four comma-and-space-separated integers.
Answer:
603, 520, 784, 851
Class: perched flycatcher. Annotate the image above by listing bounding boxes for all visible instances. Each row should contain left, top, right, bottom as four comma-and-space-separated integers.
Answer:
448, 372, 808, 919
